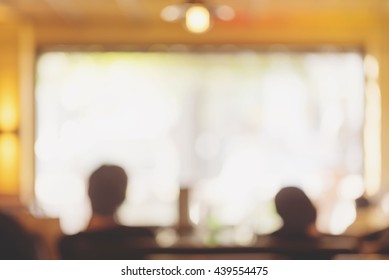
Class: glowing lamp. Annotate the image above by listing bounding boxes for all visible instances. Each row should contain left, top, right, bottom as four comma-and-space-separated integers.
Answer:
185, 5, 211, 33
161, 0, 235, 34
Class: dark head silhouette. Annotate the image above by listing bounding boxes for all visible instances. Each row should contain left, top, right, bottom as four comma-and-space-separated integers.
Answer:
274, 186, 317, 237
59, 164, 157, 259
88, 164, 128, 217
0, 211, 37, 259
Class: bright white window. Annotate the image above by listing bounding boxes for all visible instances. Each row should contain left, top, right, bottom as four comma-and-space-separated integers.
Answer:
35, 50, 365, 235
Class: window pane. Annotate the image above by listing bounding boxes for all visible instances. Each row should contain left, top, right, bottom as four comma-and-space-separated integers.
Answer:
35, 50, 364, 235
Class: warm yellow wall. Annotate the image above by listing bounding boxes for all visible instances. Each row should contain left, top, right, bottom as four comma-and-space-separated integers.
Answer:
33, 9, 389, 195
0, 23, 21, 195
0, 7, 388, 201
378, 16, 389, 191
0, 17, 34, 199
36, 12, 376, 46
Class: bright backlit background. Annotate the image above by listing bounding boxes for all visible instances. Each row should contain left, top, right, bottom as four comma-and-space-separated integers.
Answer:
34, 50, 365, 235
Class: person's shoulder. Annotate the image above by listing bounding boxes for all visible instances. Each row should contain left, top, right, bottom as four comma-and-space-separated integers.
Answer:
0, 211, 38, 259
0, 211, 22, 229
62, 225, 156, 237
269, 227, 321, 241
360, 227, 389, 241
58, 225, 157, 259
116, 225, 156, 237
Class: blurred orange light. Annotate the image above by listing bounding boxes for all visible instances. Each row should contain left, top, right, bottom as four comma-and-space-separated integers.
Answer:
0, 95, 18, 132
0, 133, 19, 194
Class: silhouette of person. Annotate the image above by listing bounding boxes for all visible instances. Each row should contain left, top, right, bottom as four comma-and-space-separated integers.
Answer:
272, 186, 319, 239
357, 196, 389, 253
59, 165, 156, 259
266, 186, 360, 259
0, 211, 38, 259
345, 195, 387, 236
86, 164, 128, 231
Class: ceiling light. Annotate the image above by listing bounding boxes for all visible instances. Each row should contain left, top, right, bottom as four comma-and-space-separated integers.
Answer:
161, 0, 235, 34
215, 5, 235, 21
185, 4, 211, 33
160, 5, 183, 22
